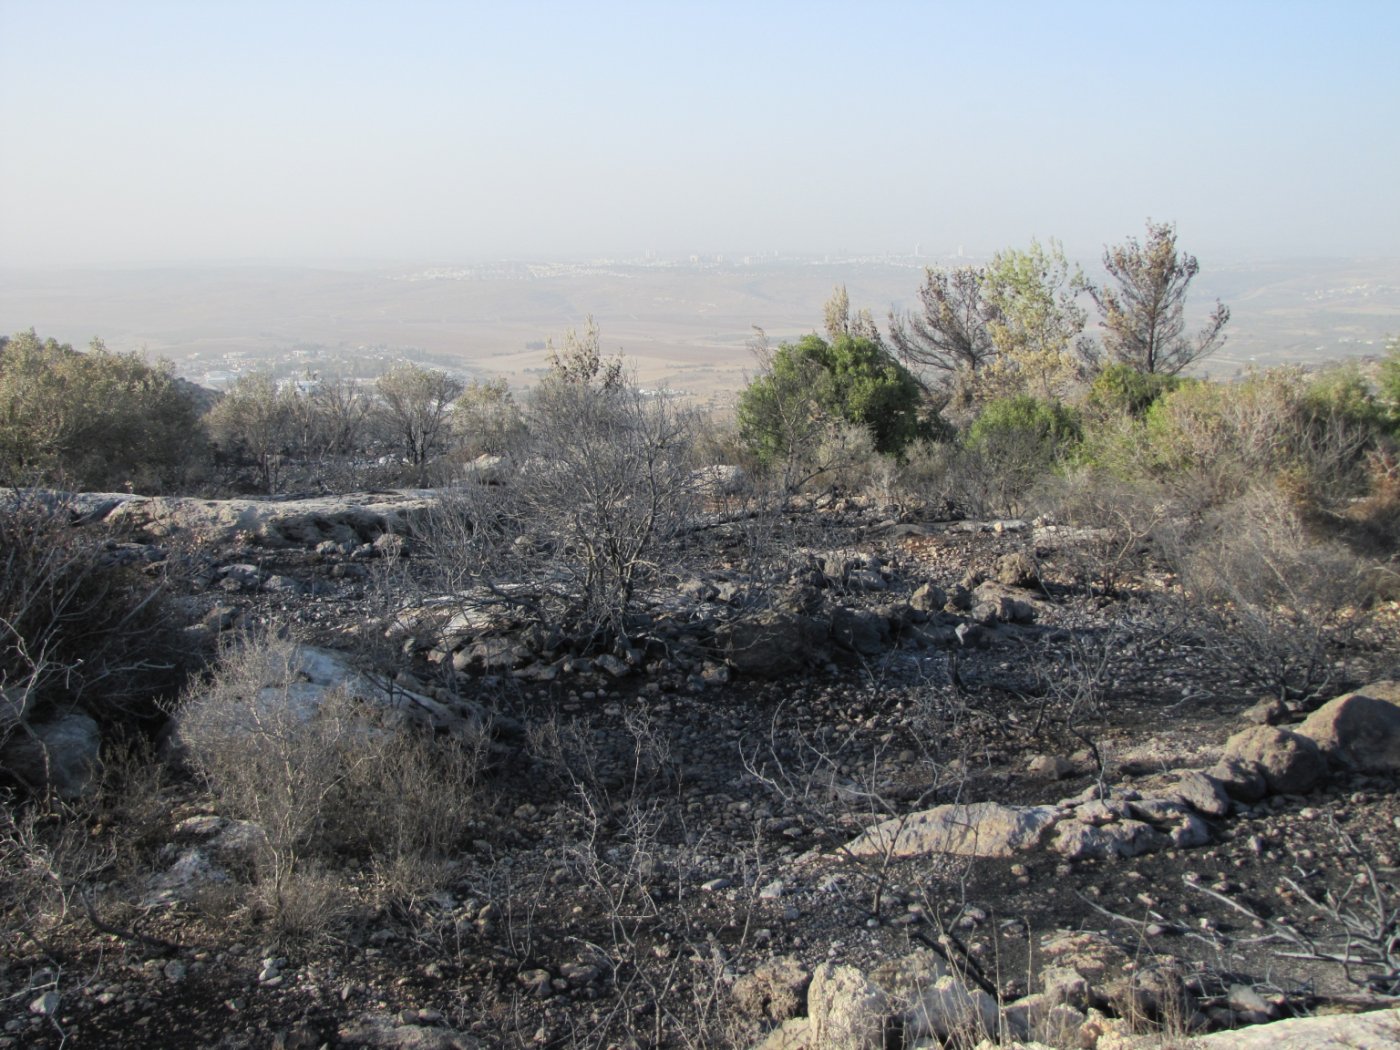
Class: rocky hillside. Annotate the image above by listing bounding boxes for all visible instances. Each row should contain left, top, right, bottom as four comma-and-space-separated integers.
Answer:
2, 487, 1397, 1050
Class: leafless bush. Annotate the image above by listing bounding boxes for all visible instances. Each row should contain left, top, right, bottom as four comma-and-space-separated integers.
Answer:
1188, 821, 1399, 1000
0, 494, 180, 754
419, 378, 698, 653
175, 630, 484, 938
1045, 469, 1176, 594
1163, 484, 1377, 700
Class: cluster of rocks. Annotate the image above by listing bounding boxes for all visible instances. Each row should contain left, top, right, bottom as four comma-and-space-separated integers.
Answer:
832, 680, 1400, 871
60, 489, 437, 549
745, 941, 1400, 1050
396, 543, 1051, 690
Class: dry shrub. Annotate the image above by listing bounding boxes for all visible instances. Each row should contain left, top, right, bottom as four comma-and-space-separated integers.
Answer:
1166, 484, 1378, 700
0, 494, 180, 744
175, 631, 484, 938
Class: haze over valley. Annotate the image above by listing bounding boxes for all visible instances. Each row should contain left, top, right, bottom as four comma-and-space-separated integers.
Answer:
4, 252, 1397, 403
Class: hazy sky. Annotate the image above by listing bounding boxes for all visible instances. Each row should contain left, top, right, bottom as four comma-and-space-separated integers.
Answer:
3, 1, 1397, 266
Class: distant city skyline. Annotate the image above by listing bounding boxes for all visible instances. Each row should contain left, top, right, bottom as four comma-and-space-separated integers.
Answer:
3, 1, 1398, 267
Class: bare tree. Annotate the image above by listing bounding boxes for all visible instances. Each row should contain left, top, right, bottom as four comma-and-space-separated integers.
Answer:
1087, 220, 1230, 376
309, 372, 371, 460
423, 322, 696, 653
887, 266, 1000, 399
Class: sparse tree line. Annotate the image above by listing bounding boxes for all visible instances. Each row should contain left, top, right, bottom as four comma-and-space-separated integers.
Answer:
3, 220, 1397, 507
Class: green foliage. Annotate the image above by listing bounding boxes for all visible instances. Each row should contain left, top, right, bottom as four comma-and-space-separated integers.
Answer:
1377, 336, 1400, 432
452, 377, 526, 457
737, 333, 925, 477
0, 330, 202, 491
1086, 362, 1181, 418
1301, 364, 1387, 433
1076, 367, 1385, 509
967, 395, 1081, 456
981, 239, 1091, 401
951, 396, 1082, 517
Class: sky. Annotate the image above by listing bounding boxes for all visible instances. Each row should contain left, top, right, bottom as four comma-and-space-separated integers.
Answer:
2, 0, 1397, 267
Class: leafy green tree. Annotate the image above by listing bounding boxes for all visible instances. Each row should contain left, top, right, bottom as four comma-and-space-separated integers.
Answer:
1379, 336, 1400, 432
1087, 220, 1229, 375
981, 239, 1092, 401
0, 330, 202, 490
738, 332, 925, 489
206, 372, 296, 493
1085, 362, 1181, 418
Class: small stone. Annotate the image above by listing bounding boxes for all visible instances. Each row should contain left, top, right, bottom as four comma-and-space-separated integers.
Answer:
29, 992, 60, 1017
163, 960, 187, 982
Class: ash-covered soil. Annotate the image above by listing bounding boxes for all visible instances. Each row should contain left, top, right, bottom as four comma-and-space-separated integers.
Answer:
3, 496, 1396, 1049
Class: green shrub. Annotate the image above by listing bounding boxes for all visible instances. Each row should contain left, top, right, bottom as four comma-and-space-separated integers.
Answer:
738, 333, 927, 488
967, 395, 1081, 457
946, 396, 1081, 517
0, 330, 204, 491
1085, 362, 1180, 418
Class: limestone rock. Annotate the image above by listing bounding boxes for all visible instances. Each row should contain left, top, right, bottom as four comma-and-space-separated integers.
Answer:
1, 709, 102, 798
733, 957, 809, 1024
995, 551, 1038, 587
847, 802, 1060, 860
721, 612, 829, 678
1207, 756, 1269, 802
1221, 725, 1325, 795
910, 582, 947, 614
1188, 1006, 1400, 1048
1050, 818, 1167, 860
830, 606, 889, 656
807, 963, 889, 1050
1295, 682, 1400, 773
970, 581, 1039, 625
1138, 770, 1231, 817
751, 1018, 812, 1050
1002, 992, 1087, 1045
905, 975, 998, 1043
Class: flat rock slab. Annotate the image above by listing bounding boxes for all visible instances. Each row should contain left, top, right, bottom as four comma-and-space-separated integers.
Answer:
100, 491, 439, 547
1140, 1007, 1400, 1049
846, 802, 1060, 859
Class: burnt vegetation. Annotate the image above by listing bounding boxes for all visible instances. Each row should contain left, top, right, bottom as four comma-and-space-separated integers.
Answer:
3, 224, 1400, 1049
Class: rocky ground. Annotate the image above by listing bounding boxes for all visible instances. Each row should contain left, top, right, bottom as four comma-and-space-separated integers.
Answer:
2, 490, 1398, 1049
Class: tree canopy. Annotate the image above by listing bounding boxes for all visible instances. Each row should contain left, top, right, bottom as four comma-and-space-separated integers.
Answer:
737, 332, 925, 483
0, 330, 201, 490
1087, 221, 1229, 375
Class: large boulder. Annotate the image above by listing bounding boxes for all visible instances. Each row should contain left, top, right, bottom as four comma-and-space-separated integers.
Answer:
1294, 681, 1400, 773
806, 963, 889, 1050
102, 491, 438, 548
846, 802, 1060, 860
1190, 1006, 1400, 1048
1, 709, 102, 798
830, 606, 889, 657
1221, 725, 1325, 795
1050, 818, 1167, 860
